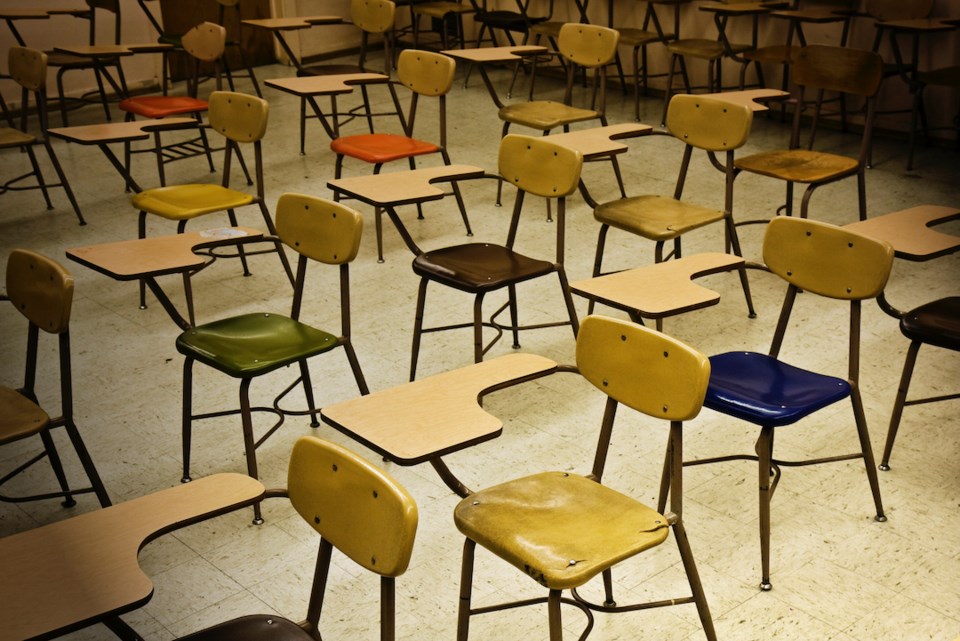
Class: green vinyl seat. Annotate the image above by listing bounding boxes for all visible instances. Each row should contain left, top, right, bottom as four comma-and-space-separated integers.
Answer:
177, 193, 369, 524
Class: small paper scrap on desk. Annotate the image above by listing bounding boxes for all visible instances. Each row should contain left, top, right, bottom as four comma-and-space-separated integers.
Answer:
200, 228, 247, 238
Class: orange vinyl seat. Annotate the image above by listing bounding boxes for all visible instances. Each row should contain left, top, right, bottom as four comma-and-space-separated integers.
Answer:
330, 133, 439, 164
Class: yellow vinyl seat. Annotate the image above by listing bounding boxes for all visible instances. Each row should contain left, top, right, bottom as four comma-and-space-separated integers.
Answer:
455, 315, 717, 641
132, 91, 294, 309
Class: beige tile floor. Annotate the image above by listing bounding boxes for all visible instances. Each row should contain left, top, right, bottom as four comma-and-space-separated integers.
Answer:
1, 55, 958, 641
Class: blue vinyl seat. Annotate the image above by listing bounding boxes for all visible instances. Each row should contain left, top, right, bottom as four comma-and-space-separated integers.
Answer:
688, 216, 894, 592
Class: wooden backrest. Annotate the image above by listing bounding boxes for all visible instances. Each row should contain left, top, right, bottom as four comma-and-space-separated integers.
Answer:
397, 49, 456, 97
6, 249, 73, 335
558, 23, 620, 67
763, 217, 893, 300
276, 193, 363, 265
8, 47, 47, 93
866, 0, 932, 20
181, 22, 227, 63
288, 436, 418, 578
208, 91, 269, 143
498, 134, 583, 199
576, 315, 710, 421
794, 45, 884, 97
666, 94, 753, 152
351, 0, 396, 34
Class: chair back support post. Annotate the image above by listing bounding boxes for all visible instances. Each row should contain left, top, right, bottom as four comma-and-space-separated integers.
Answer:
588, 396, 618, 482
667, 420, 683, 518
303, 538, 334, 635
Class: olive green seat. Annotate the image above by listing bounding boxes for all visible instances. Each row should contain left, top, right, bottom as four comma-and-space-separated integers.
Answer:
455, 315, 717, 641
177, 193, 369, 524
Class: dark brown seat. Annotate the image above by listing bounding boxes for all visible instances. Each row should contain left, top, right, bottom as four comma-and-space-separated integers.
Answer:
880, 296, 960, 471
409, 134, 582, 380
413, 243, 555, 290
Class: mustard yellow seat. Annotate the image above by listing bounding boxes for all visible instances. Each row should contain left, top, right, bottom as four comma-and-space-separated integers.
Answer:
499, 23, 626, 202
177, 194, 369, 524
132, 91, 293, 306
179, 435, 418, 641
591, 94, 756, 328
0, 249, 110, 507
499, 23, 620, 134
455, 315, 717, 641
733, 45, 883, 222
1, 47, 84, 224
133, 183, 254, 221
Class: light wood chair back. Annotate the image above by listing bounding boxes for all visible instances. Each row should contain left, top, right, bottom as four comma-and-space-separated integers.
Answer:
763, 217, 893, 301
288, 436, 418, 577
6, 249, 73, 335
498, 134, 583, 199
577, 315, 710, 421
181, 22, 227, 63
794, 45, 884, 98
276, 193, 364, 265
8, 47, 47, 93
666, 94, 753, 152
558, 23, 620, 68
208, 91, 269, 143
397, 49, 456, 97
352, 0, 396, 35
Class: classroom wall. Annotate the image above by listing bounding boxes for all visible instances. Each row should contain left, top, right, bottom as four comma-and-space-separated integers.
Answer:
1, 0, 957, 138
